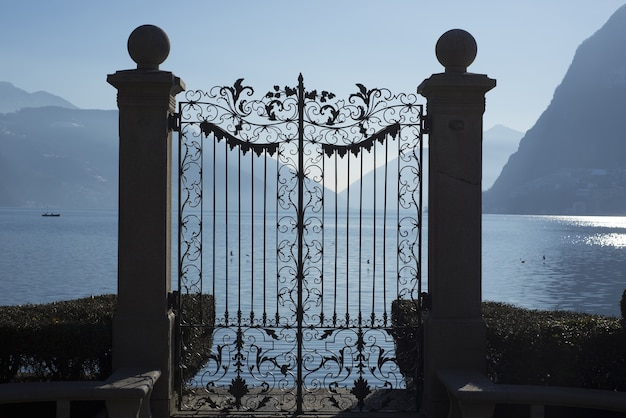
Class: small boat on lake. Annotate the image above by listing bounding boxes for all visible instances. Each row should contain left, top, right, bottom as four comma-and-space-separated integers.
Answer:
42, 212, 60, 217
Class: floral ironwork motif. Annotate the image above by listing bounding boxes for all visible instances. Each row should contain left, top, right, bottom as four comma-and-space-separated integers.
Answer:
176, 75, 424, 415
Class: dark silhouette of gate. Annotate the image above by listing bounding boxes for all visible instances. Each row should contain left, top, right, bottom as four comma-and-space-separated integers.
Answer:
175, 75, 424, 415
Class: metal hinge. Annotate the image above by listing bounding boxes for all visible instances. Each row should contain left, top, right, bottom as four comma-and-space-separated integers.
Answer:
168, 290, 180, 311
422, 115, 432, 135
420, 291, 431, 311
168, 113, 180, 132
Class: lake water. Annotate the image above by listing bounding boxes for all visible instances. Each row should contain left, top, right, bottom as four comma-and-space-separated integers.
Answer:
1, 208, 625, 317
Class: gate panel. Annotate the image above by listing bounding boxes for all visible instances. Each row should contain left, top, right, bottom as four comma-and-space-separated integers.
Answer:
175, 76, 424, 415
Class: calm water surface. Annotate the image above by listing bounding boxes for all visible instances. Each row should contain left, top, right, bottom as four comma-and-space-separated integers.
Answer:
482, 214, 626, 316
0, 208, 118, 304
1, 208, 625, 317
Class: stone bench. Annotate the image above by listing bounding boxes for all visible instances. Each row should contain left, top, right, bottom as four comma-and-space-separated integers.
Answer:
0, 368, 160, 418
438, 369, 626, 418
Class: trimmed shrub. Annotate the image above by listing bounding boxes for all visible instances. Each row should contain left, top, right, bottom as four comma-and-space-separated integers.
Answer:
391, 299, 422, 385
0, 293, 215, 384
620, 289, 626, 329
483, 302, 626, 390
178, 293, 215, 383
390, 300, 626, 391
0, 295, 115, 382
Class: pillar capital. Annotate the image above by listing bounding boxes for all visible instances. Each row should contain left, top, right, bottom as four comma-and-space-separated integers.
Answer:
107, 70, 185, 111
418, 73, 495, 116
418, 72, 496, 97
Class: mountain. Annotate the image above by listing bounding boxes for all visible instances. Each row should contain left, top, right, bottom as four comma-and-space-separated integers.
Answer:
484, 5, 626, 215
184, 139, 343, 213
482, 125, 523, 190
336, 125, 522, 211
0, 82, 77, 113
0, 96, 337, 210
0, 82, 520, 211
0, 106, 118, 208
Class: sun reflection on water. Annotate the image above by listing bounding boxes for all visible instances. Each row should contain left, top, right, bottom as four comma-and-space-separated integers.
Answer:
551, 215, 626, 248
551, 215, 626, 228
483, 214, 626, 316
583, 232, 626, 248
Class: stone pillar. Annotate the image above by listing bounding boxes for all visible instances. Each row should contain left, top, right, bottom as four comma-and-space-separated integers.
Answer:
418, 29, 496, 418
107, 25, 185, 418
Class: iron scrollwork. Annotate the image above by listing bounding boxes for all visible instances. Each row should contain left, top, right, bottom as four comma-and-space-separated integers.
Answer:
177, 75, 424, 414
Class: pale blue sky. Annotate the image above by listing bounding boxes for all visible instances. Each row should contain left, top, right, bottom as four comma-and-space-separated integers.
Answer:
1, 1, 624, 132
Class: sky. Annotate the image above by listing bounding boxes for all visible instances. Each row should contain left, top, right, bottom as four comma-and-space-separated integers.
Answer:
1, 0, 625, 133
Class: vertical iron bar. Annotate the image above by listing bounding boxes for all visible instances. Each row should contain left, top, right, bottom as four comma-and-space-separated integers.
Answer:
358, 150, 363, 326
418, 111, 424, 306
263, 150, 268, 326
396, 134, 401, 300
417, 114, 425, 408
371, 144, 377, 324
251, 153, 255, 324
213, 135, 217, 315
199, 138, 204, 326
275, 154, 280, 325
176, 107, 182, 407
383, 138, 389, 325
333, 153, 338, 327
238, 148, 242, 325
296, 74, 305, 415
198, 128, 205, 391
321, 155, 325, 326
225, 140, 229, 324
420, 112, 425, 403
345, 157, 350, 324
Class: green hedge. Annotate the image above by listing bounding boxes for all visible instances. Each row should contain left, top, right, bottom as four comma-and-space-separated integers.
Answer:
178, 293, 215, 383
483, 302, 625, 390
390, 299, 422, 384
391, 300, 626, 391
0, 294, 215, 384
0, 295, 115, 382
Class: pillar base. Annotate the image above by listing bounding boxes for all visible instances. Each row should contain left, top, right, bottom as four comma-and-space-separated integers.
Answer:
422, 316, 487, 418
113, 311, 175, 418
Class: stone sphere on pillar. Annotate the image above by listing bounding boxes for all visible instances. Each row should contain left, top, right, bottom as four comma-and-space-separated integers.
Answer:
435, 29, 477, 73
127, 24, 170, 70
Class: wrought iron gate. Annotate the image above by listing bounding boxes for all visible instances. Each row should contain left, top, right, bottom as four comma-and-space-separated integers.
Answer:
174, 75, 425, 415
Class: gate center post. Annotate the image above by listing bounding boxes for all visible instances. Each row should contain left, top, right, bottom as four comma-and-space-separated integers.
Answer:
296, 73, 306, 415
418, 29, 496, 418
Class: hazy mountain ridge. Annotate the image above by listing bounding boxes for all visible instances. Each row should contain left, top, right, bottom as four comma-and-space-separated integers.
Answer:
0, 85, 521, 210
0, 107, 118, 208
340, 124, 522, 210
0, 81, 77, 113
484, 5, 626, 215
482, 124, 524, 190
